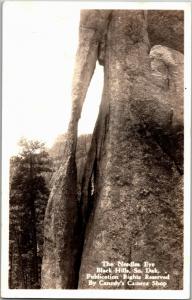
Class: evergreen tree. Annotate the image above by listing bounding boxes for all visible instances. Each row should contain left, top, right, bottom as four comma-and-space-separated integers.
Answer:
9, 139, 52, 288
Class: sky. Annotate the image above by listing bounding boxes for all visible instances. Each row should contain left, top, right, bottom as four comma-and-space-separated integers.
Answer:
3, 1, 104, 157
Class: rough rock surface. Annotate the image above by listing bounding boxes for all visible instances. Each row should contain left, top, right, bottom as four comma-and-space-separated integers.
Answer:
78, 10, 183, 290
148, 11, 184, 53
41, 10, 183, 290
48, 134, 92, 200
41, 135, 79, 288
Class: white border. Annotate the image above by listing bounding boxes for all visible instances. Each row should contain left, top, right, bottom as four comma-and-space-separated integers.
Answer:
1, 1, 191, 299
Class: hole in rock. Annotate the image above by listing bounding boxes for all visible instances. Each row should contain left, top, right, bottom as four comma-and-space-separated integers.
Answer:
78, 62, 104, 137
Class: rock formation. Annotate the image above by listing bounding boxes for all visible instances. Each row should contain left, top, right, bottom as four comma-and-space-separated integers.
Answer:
41, 10, 184, 290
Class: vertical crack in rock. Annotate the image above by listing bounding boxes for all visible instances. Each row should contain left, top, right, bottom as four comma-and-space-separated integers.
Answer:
41, 10, 112, 289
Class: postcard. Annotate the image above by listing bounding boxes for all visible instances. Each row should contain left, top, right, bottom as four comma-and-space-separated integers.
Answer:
1, 1, 191, 299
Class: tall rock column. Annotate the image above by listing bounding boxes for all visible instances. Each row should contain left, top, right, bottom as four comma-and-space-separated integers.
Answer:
78, 10, 183, 289
41, 9, 183, 290
41, 10, 112, 289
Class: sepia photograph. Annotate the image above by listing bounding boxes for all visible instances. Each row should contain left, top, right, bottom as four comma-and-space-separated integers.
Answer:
1, 1, 191, 299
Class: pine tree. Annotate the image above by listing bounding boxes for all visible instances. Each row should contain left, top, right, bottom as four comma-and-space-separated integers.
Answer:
9, 138, 52, 288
